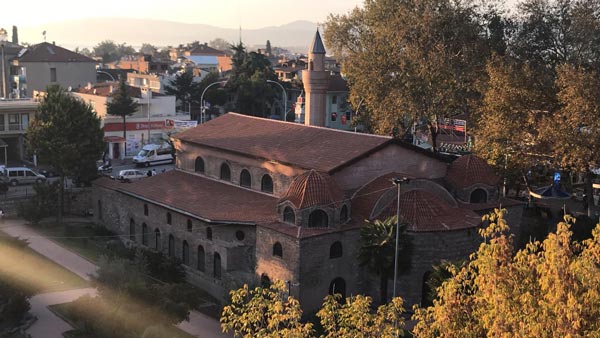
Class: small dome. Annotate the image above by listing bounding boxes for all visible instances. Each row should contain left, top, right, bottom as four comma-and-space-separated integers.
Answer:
446, 155, 500, 189
281, 170, 344, 209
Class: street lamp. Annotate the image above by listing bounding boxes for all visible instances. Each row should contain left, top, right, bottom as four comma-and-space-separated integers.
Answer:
267, 80, 287, 120
200, 80, 227, 124
392, 177, 409, 299
0, 28, 8, 99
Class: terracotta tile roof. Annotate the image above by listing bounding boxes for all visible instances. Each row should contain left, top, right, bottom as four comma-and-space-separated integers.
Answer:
378, 190, 482, 232
189, 44, 226, 56
458, 197, 524, 212
351, 172, 415, 220
19, 42, 95, 63
95, 170, 278, 224
75, 81, 162, 98
446, 154, 501, 189
280, 170, 345, 209
174, 113, 393, 172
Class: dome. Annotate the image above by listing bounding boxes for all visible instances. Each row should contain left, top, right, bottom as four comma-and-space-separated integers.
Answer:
378, 190, 481, 232
446, 155, 500, 189
280, 170, 344, 209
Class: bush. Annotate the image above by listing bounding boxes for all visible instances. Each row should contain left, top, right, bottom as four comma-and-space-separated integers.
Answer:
138, 250, 185, 284
18, 181, 59, 224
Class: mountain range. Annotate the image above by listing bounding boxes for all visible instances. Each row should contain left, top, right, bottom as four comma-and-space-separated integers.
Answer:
19, 18, 320, 52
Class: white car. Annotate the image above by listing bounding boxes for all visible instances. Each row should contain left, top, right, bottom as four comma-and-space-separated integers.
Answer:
118, 169, 148, 182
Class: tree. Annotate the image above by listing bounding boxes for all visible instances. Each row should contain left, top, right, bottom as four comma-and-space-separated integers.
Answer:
265, 40, 272, 56
474, 55, 554, 194
324, 0, 491, 152
359, 216, 411, 304
139, 43, 158, 56
209, 38, 232, 54
106, 77, 138, 156
11, 25, 18, 44
544, 64, 600, 216
164, 71, 198, 115
412, 210, 600, 337
221, 281, 405, 338
27, 85, 104, 223
93, 40, 135, 63
226, 43, 277, 117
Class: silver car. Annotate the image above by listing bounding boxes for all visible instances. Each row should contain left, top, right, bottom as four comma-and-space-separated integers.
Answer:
118, 169, 147, 182
3, 167, 47, 186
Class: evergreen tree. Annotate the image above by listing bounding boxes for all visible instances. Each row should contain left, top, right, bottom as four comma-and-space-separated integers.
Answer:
106, 77, 138, 155
27, 85, 104, 222
266, 40, 272, 56
164, 71, 198, 116
11, 25, 17, 44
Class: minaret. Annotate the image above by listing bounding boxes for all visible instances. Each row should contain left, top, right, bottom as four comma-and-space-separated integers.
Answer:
302, 29, 329, 127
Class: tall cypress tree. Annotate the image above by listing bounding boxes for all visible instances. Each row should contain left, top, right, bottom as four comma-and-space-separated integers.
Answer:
11, 26, 18, 44
106, 77, 138, 156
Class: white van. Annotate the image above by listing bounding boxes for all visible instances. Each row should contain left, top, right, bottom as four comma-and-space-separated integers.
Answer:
133, 144, 174, 167
3, 167, 47, 186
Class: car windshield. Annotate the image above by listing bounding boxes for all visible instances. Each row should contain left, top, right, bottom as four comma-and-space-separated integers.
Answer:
137, 150, 150, 157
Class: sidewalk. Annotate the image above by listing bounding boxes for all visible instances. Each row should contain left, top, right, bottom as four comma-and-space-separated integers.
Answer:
2, 219, 230, 338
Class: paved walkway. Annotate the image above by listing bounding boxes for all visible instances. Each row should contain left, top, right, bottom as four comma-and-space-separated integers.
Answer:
2, 219, 230, 338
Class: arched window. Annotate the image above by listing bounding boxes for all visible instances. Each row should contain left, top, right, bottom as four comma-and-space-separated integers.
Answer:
129, 219, 135, 241
206, 227, 213, 240
283, 207, 295, 224
154, 228, 161, 250
98, 200, 103, 220
143, 203, 148, 216
261, 274, 271, 288
182, 240, 189, 265
261, 174, 273, 193
240, 169, 251, 188
340, 205, 349, 223
142, 223, 148, 245
166, 212, 172, 225
273, 242, 283, 257
168, 234, 175, 257
197, 245, 205, 272
214, 252, 222, 279
329, 277, 346, 298
329, 241, 342, 259
470, 188, 488, 204
220, 163, 231, 181
194, 157, 205, 173
187, 219, 193, 232
308, 210, 329, 228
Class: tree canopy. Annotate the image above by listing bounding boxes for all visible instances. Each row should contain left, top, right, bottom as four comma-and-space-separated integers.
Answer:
93, 40, 136, 63
413, 210, 600, 337
27, 85, 104, 221
324, 0, 491, 151
106, 77, 138, 154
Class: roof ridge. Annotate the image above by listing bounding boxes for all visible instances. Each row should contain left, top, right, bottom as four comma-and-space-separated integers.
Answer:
226, 112, 392, 140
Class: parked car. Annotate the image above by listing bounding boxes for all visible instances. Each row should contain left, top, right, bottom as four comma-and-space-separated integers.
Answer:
117, 169, 147, 183
3, 167, 47, 186
133, 144, 174, 167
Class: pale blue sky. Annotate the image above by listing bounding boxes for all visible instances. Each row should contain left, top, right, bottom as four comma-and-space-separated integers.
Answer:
2, 0, 364, 29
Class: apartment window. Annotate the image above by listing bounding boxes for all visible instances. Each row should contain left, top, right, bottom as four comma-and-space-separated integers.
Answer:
8, 114, 20, 131
50, 68, 57, 83
0, 114, 5, 131
21, 114, 29, 130
331, 112, 337, 122
332, 95, 337, 105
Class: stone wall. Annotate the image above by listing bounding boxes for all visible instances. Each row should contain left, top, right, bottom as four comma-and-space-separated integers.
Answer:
333, 144, 448, 192
93, 185, 256, 302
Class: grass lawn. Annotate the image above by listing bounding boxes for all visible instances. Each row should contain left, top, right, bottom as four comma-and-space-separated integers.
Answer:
0, 230, 87, 294
35, 221, 223, 318
50, 302, 197, 338
34, 222, 118, 263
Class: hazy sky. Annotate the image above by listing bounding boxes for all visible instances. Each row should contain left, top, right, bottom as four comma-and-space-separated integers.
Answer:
1, 0, 364, 29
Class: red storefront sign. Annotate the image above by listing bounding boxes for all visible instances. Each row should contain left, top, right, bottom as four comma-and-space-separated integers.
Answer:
103, 121, 166, 132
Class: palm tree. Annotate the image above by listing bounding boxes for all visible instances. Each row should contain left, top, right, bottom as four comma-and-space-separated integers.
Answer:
359, 216, 412, 304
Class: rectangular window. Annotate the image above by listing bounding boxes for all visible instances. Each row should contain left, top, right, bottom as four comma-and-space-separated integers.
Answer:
50, 68, 57, 82
0, 114, 5, 131
331, 95, 337, 105
8, 114, 20, 131
21, 114, 29, 130
331, 112, 337, 122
